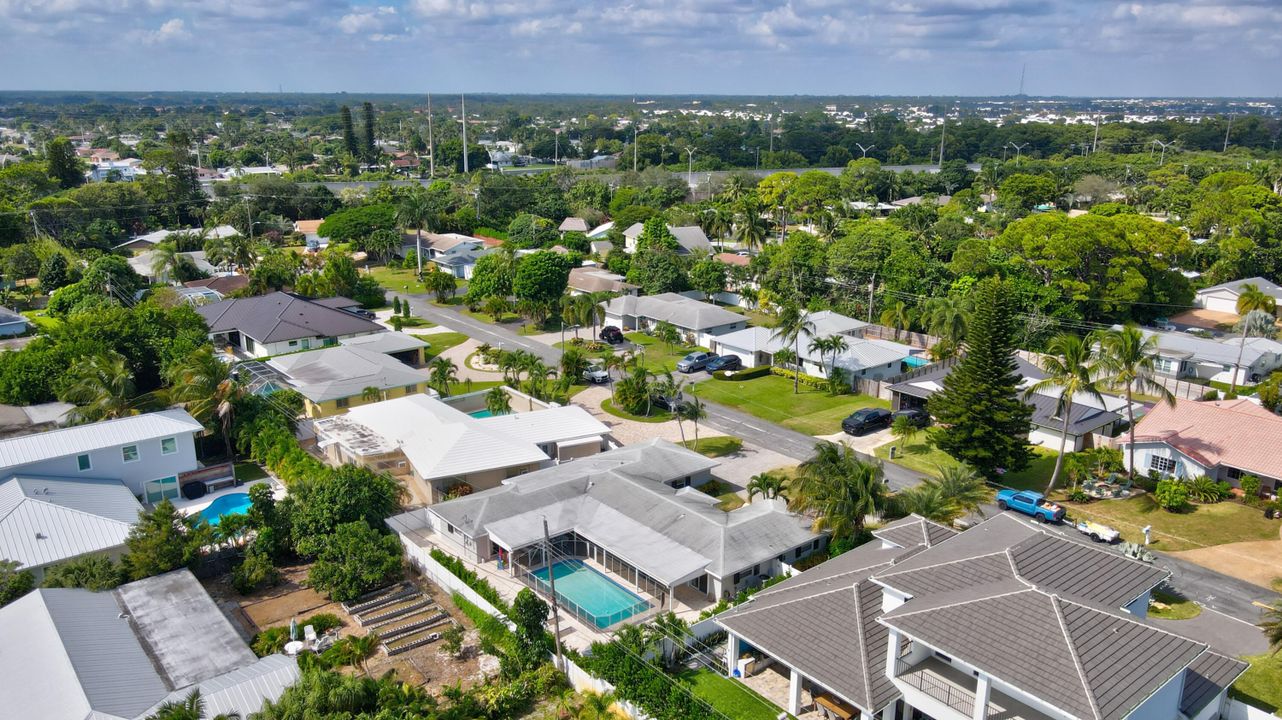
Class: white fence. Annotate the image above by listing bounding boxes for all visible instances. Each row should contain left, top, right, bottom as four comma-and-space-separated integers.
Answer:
1225, 699, 1277, 720
563, 657, 653, 720
398, 533, 515, 630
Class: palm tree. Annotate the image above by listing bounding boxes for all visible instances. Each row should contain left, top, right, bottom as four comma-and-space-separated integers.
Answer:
680, 392, 707, 450
879, 300, 916, 341
167, 347, 245, 459
721, 174, 749, 203
578, 690, 620, 720
64, 351, 149, 424
150, 241, 181, 283
746, 472, 786, 501
654, 320, 681, 351
892, 483, 956, 524
485, 385, 511, 416
732, 200, 768, 252
345, 633, 380, 676
923, 295, 971, 346
145, 689, 240, 720
790, 441, 887, 540
653, 372, 687, 442
808, 334, 849, 382
482, 295, 511, 322
429, 357, 459, 397
1261, 601, 1282, 655
1095, 326, 1176, 480
929, 464, 992, 519
647, 611, 691, 669
396, 191, 434, 276
361, 386, 383, 402
1024, 333, 1106, 494
891, 414, 920, 452
773, 304, 816, 394
1231, 283, 1278, 393
772, 347, 797, 370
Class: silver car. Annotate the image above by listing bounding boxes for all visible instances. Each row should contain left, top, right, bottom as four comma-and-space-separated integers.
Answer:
583, 363, 610, 384
676, 351, 718, 373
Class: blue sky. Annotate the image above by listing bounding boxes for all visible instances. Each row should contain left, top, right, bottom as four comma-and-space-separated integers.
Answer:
1, 0, 1278, 96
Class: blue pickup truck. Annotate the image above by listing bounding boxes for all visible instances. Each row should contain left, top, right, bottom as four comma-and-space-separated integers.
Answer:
996, 489, 1065, 523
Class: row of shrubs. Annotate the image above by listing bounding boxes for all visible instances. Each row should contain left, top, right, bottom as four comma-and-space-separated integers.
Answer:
710, 365, 772, 381
697, 572, 793, 620
430, 548, 510, 613
769, 365, 833, 390
565, 337, 610, 352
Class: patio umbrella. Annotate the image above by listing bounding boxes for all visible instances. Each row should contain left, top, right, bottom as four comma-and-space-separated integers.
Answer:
289, 617, 298, 641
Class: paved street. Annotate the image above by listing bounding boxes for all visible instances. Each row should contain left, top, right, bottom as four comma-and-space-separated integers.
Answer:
401, 293, 1278, 626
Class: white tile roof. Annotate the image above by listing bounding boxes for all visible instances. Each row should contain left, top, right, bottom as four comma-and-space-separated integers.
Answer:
0, 475, 141, 570
269, 346, 429, 403
0, 410, 203, 472
479, 404, 609, 446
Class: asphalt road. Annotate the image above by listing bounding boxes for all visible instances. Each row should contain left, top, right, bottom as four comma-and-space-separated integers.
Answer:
406, 295, 1277, 626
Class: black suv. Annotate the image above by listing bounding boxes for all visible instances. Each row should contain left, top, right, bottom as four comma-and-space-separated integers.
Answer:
891, 408, 931, 428
842, 408, 893, 435
600, 326, 624, 344
705, 355, 743, 372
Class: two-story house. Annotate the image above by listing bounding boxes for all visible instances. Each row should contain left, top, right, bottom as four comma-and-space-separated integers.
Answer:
717, 513, 1246, 720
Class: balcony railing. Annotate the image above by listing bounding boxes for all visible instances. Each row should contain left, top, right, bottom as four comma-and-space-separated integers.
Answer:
895, 658, 977, 718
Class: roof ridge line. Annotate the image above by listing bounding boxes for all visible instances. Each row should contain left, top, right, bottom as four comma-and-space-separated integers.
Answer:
1054, 593, 1210, 647
23, 495, 135, 526
722, 578, 872, 618
875, 549, 1009, 579
883, 585, 1034, 619
750, 558, 897, 597
851, 581, 875, 707
1026, 525, 1174, 578
1050, 594, 1103, 720
1004, 549, 1033, 588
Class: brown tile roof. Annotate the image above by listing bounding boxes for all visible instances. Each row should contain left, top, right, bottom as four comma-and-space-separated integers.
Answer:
714, 252, 750, 267
184, 275, 249, 296
1129, 398, 1282, 479
293, 220, 323, 234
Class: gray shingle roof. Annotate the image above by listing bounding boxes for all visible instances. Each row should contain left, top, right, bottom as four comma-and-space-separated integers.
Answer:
268, 346, 429, 402
604, 293, 744, 331
1179, 651, 1248, 716
872, 514, 957, 549
195, 292, 383, 344
1023, 392, 1122, 435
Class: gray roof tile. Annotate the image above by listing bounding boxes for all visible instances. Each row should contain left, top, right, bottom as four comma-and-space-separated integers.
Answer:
196, 292, 382, 343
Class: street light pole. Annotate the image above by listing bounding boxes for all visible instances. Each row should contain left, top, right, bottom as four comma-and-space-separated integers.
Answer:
855, 143, 875, 158
685, 146, 696, 196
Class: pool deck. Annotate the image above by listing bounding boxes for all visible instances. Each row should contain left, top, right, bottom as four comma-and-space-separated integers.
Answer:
174, 478, 284, 517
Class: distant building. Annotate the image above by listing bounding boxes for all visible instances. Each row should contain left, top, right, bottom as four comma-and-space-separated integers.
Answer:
266, 344, 431, 418
0, 306, 31, 336
603, 293, 746, 347
622, 223, 713, 255
567, 266, 638, 296
1195, 277, 1282, 315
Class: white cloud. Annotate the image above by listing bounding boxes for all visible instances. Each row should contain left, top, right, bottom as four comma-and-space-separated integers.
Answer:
132, 17, 191, 44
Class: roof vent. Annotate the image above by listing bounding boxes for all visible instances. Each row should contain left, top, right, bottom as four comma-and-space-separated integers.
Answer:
118, 612, 130, 620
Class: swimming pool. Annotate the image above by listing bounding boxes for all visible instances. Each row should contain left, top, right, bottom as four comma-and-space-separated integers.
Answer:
199, 492, 253, 526
469, 409, 494, 418
530, 560, 650, 629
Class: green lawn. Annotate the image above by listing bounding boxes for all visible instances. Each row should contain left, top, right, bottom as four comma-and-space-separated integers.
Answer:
367, 265, 428, 294
679, 669, 790, 720
874, 432, 1058, 490
722, 305, 775, 327
1064, 494, 1280, 551
462, 307, 522, 325
1147, 587, 1202, 620
233, 462, 269, 482
680, 436, 743, 458
695, 374, 887, 436
20, 308, 61, 332
600, 397, 673, 423
445, 380, 501, 396
625, 332, 711, 374
418, 331, 469, 361
1232, 655, 1282, 715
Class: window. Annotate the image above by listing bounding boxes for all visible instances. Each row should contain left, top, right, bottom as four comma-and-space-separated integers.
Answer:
77, 454, 91, 472
405, 385, 417, 394
160, 437, 177, 455
1154, 357, 1176, 374
335, 397, 350, 408
145, 476, 179, 504
121, 445, 139, 463
1150, 455, 1177, 475
288, 340, 298, 347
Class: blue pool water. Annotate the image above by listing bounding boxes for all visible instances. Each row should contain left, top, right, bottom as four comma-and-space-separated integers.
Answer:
904, 355, 930, 368
531, 560, 649, 628
254, 382, 283, 397
200, 493, 253, 526
469, 409, 495, 418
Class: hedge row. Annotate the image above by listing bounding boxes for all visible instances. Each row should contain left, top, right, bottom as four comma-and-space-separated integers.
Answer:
430, 547, 510, 612
768, 365, 830, 390
711, 365, 772, 381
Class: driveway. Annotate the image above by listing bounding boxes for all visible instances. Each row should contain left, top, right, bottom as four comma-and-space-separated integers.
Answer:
819, 427, 894, 454
573, 385, 724, 446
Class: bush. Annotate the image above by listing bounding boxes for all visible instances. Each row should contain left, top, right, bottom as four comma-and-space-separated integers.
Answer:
252, 626, 291, 656
232, 546, 281, 595
1240, 474, 1262, 502
1154, 479, 1191, 512
431, 548, 509, 612
712, 365, 771, 381
768, 365, 829, 390
1200, 389, 1220, 401
307, 521, 403, 602
1186, 476, 1226, 504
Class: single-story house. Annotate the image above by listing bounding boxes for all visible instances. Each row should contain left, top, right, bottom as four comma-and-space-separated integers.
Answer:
1122, 398, 1282, 494
1127, 327, 1282, 385
431, 244, 491, 279
0, 306, 31, 336
1195, 277, 1282, 315
588, 239, 614, 257
567, 266, 638, 296
0, 569, 298, 719
586, 221, 614, 239
294, 219, 325, 250
196, 291, 384, 358
622, 223, 713, 255
313, 393, 609, 502
0, 475, 142, 581
889, 356, 1123, 452
388, 440, 824, 614
128, 249, 219, 284
338, 330, 428, 365
558, 217, 589, 234
115, 224, 239, 253
184, 274, 250, 298
710, 310, 911, 382
717, 513, 1240, 720
267, 345, 432, 418
604, 292, 746, 347
0, 409, 216, 504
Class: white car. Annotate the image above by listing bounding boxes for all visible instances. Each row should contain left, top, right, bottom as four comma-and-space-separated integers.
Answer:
583, 363, 610, 384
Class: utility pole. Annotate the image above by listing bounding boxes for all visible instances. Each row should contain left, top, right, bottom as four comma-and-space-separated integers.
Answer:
1223, 112, 1235, 152
542, 518, 564, 671
554, 129, 560, 164
937, 116, 946, 167
1153, 139, 1175, 165
633, 125, 638, 172
685, 146, 696, 196
1092, 115, 1101, 154
427, 93, 435, 178
867, 273, 876, 324
855, 143, 875, 158
460, 95, 468, 174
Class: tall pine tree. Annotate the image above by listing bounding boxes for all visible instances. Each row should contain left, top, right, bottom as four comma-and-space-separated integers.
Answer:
927, 277, 1033, 478
340, 105, 358, 158
45, 137, 84, 189
361, 102, 377, 162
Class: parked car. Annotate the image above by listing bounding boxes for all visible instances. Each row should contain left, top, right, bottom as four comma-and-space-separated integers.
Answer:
891, 408, 930, 428
651, 393, 688, 412
676, 351, 718, 373
583, 363, 610, 384
995, 489, 1065, 523
706, 355, 743, 372
600, 326, 624, 344
1076, 520, 1120, 543
841, 408, 892, 435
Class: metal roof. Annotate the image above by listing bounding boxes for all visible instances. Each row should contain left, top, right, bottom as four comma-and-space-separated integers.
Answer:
338, 331, 428, 355
0, 475, 142, 570
195, 292, 383, 344
0, 409, 203, 472
142, 655, 299, 720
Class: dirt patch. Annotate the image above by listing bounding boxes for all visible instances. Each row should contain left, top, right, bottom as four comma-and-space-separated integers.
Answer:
1170, 537, 1282, 589
205, 563, 498, 695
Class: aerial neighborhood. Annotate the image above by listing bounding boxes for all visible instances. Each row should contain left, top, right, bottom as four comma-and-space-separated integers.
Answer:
1, 90, 1282, 720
